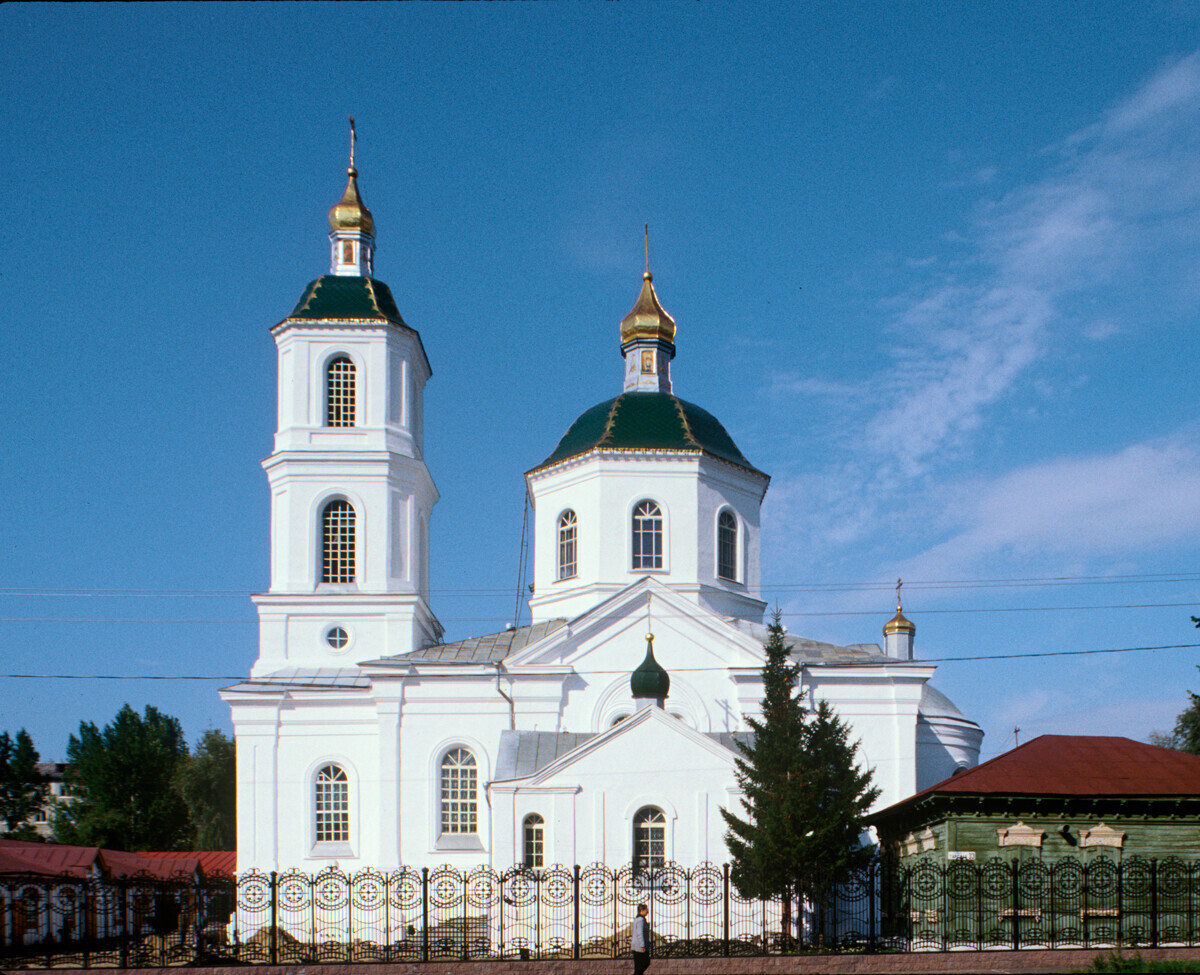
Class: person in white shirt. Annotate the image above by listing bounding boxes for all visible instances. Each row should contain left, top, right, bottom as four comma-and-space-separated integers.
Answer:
631, 903, 650, 974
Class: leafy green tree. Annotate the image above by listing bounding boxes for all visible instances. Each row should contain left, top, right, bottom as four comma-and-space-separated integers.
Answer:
54, 704, 190, 851
176, 729, 236, 850
0, 729, 47, 836
721, 612, 879, 937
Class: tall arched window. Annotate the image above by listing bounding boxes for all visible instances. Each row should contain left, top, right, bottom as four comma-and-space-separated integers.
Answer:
523, 814, 545, 869
440, 748, 478, 834
557, 510, 577, 580
633, 806, 666, 874
322, 500, 356, 583
631, 500, 663, 570
717, 509, 738, 581
326, 356, 356, 427
314, 764, 349, 843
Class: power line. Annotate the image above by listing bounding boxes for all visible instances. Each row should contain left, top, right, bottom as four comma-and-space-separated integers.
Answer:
0, 570, 1197, 600
0, 601, 1196, 626
1, 642, 1197, 681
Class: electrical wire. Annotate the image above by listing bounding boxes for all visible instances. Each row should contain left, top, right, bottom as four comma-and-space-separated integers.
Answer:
1, 641, 1197, 681
0, 569, 1197, 599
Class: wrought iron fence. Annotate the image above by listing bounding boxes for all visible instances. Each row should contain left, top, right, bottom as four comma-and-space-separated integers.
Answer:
2, 856, 1199, 967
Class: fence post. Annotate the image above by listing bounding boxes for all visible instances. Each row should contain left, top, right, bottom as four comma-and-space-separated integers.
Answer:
118, 876, 130, 970
345, 870, 353, 963
421, 867, 429, 963
1118, 859, 1125, 948
461, 869, 469, 961
268, 871, 278, 966
573, 864, 581, 960
1010, 860, 1020, 951
868, 861, 877, 953
1146, 860, 1156, 947
723, 863, 730, 957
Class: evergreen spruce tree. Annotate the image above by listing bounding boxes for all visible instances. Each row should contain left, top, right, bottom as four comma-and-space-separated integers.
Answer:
721, 612, 879, 937
0, 729, 47, 837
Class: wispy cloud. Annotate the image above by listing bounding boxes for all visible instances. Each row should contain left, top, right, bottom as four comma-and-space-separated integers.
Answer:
865, 51, 1200, 477
764, 52, 1200, 593
895, 431, 1200, 582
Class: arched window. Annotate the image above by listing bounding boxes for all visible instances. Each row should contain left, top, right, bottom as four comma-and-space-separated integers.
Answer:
523, 814, 545, 869
717, 509, 738, 581
326, 356, 356, 427
557, 510, 577, 580
321, 500, 356, 583
633, 806, 666, 874
440, 748, 478, 834
631, 500, 663, 570
314, 764, 349, 843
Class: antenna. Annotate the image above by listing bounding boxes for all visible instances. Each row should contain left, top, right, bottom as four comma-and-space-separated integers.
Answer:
349, 116, 357, 170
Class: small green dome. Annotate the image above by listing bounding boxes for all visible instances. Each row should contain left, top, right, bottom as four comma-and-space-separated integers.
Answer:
531, 392, 764, 476
631, 638, 670, 700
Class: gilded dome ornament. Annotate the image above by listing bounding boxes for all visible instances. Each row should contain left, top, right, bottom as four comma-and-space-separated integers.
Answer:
884, 578, 916, 635
328, 116, 375, 237
620, 224, 676, 347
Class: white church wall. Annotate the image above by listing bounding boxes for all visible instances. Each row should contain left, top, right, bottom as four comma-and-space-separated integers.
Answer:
396, 675, 512, 867
915, 714, 985, 791
490, 710, 741, 868
529, 454, 766, 625
802, 666, 933, 810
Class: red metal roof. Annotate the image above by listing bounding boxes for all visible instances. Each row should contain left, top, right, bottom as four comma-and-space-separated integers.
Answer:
0, 839, 234, 879
136, 849, 236, 878
877, 735, 1200, 818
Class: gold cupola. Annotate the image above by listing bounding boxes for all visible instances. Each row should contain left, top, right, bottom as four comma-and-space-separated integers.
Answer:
328, 167, 375, 237
620, 270, 676, 347
620, 226, 677, 393
327, 118, 376, 277
883, 579, 916, 661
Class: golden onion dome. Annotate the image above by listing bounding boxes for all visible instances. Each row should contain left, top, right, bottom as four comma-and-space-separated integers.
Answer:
620, 271, 676, 347
883, 605, 916, 636
328, 166, 375, 237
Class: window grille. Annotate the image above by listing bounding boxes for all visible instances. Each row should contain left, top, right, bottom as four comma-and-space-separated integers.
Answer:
322, 500, 356, 583
440, 748, 478, 834
717, 510, 738, 581
631, 500, 663, 570
557, 510, 577, 580
633, 806, 666, 874
326, 357, 356, 427
523, 814, 545, 869
314, 764, 349, 843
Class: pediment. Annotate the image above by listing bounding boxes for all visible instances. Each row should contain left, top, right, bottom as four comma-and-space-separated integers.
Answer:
505, 578, 765, 676
519, 706, 740, 787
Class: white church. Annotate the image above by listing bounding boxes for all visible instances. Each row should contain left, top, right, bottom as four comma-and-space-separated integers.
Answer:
220, 143, 982, 877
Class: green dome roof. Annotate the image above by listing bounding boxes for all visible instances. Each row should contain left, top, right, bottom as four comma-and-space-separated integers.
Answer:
532, 392, 764, 476
631, 639, 670, 700
279, 276, 409, 329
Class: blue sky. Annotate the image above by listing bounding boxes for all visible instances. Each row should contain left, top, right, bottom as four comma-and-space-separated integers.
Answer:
3, 3, 1200, 764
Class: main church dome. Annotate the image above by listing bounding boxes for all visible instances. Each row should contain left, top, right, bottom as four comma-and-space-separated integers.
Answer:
531, 390, 763, 476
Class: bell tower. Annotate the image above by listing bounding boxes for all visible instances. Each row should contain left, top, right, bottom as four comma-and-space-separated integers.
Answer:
250, 123, 441, 675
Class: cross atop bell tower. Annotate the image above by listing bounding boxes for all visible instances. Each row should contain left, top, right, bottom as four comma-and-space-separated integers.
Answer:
328, 117, 375, 277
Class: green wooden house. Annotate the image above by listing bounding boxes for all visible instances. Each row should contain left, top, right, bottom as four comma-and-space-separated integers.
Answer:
871, 734, 1200, 866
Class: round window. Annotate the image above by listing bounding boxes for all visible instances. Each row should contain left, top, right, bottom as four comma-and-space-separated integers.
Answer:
325, 626, 349, 650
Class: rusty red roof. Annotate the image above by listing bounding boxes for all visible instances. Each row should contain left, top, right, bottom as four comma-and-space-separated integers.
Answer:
0, 839, 234, 879
876, 735, 1200, 819
137, 849, 236, 878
